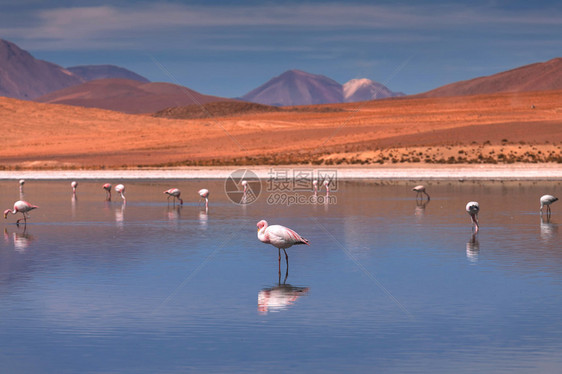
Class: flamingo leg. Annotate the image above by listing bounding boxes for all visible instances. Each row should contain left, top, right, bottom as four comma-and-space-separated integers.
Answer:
278, 248, 281, 279
283, 248, 289, 266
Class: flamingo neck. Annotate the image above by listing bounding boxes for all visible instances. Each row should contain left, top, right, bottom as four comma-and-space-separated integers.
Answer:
257, 227, 269, 243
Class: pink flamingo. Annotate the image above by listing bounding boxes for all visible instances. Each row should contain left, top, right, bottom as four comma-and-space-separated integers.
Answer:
257, 220, 310, 265
540, 194, 558, 215
164, 188, 183, 205
412, 185, 430, 200
466, 201, 480, 233
71, 181, 78, 195
115, 184, 126, 202
313, 180, 318, 197
103, 183, 112, 200
4, 200, 39, 225
323, 180, 330, 197
198, 189, 209, 209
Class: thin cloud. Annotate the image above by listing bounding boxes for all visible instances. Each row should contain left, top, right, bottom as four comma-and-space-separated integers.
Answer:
2, 2, 561, 52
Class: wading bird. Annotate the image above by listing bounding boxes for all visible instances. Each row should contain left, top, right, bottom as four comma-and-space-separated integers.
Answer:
540, 194, 558, 215
323, 180, 330, 197
71, 181, 78, 195
164, 188, 183, 205
198, 189, 209, 209
115, 184, 126, 202
4, 200, 39, 226
257, 220, 310, 266
412, 185, 430, 200
103, 183, 112, 200
466, 201, 480, 233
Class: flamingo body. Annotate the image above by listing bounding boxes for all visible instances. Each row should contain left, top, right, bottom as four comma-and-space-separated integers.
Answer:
4, 200, 39, 225
323, 180, 330, 197
466, 201, 480, 233
198, 189, 209, 209
413, 185, 430, 200
164, 188, 183, 205
540, 194, 558, 214
103, 183, 112, 200
71, 181, 78, 194
115, 184, 126, 202
257, 220, 309, 250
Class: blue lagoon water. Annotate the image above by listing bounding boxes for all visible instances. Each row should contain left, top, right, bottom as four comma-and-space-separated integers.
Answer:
0, 179, 561, 373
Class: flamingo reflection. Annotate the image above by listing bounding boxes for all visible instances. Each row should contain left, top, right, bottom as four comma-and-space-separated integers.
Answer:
167, 205, 182, 221
115, 203, 125, 229
414, 199, 429, 219
4, 227, 34, 252
466, 233, 479, 263
198, 210, 208, 229
540, 215, 558, 242
258, 267, 309, 314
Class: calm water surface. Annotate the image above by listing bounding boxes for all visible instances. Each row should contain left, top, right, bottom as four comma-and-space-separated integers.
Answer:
1, 179, 561, 373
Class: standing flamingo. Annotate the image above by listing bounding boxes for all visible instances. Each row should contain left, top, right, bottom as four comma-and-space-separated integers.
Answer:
257, 220, 310, 266
466, 201, 480, 233
71, 181, 78, 195
540, 194, 558, 215
4, 200, 39, 225
103, 183, 112, 201
241, 180, 248, 203
323, 180, 330, 197
198, 189, 209, 209
412, 185, 430, 200
19, 179, 25, 197
115, 184, 126, 202
164, 188, 183, 205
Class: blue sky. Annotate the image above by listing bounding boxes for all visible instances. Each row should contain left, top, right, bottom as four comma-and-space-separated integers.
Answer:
1, 1, 561, 97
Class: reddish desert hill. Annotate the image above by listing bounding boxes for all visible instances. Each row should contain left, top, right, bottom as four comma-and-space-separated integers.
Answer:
0, 39, 83, 99
35, 78, 238, 114
2, 90, 561, 169
154, 101, 344, 119
421, 57, 562, 97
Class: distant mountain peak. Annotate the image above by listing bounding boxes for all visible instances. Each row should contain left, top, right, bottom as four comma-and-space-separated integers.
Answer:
343, 78, 404, 102
241, 69, 343, 106
0, 39, 84, 99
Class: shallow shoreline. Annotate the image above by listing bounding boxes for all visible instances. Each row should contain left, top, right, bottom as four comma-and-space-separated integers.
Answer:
1, 164, 562, 181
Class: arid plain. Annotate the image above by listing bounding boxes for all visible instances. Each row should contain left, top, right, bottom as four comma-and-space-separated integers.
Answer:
1, 89, 561, 169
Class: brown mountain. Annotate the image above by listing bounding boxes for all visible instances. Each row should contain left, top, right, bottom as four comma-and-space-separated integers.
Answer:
421, 57, 562, 97
242, 70, 344, 106
67, 65, 150, 83
0, 39, 84, 99
35, 78, 238, 114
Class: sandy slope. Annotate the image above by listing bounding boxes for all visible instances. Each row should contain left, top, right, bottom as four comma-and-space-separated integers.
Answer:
1, 90, 561, 169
